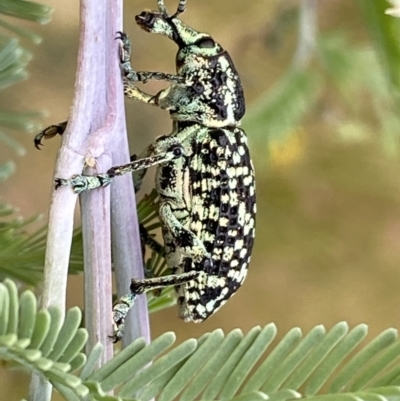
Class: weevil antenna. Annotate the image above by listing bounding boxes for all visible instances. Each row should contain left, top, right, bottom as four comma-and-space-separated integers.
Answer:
157, 0, 168, 14
171, 0, 186, 18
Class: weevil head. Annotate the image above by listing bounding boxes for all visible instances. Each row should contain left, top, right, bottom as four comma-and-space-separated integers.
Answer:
135, 10, 245, 127
135, 11, 223, 57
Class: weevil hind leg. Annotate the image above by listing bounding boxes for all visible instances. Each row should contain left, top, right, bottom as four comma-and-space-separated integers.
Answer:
111, 270, 200, 342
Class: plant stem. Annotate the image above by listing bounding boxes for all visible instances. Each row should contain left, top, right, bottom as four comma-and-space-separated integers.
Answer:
111, 141, 151, 348
29, 0, 151, 398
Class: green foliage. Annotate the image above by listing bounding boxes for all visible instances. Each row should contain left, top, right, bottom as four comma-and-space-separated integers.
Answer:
0, 0, 51, 24
0, 279, 88, 399
245, 68, 322, 147
245, 1, 400, 160
359, 0, 400, 95
0, 190, 174, 314
0, 203, 45, 285
3, 2, 400, 399
3, 278, 400, 401
318, 32, 400, 155
0, 0, 51, 176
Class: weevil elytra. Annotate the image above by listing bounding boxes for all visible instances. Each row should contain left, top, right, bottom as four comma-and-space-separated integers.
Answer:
36, 0, 256, 342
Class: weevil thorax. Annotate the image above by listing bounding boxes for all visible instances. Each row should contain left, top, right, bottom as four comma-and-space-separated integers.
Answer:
173, 18, 246, 128
136, 11, 246, 128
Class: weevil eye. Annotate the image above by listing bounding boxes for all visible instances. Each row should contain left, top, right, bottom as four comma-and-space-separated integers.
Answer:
172, 146, 183, 157
194, 37, 215, 48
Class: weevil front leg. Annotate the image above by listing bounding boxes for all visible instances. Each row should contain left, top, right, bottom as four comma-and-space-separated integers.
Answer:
116, 32, 185, 107
34, 122, 154, 193
34, 120, 68, 149
117, 32, 184, 86
120, 2, 185, 117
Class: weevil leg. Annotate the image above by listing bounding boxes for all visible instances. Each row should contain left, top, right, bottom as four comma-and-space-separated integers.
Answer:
117, 32, 184, 90
55, 143, 183, 194
122, 81, 157, 105
130, 271, 201, 294
159, 203, 211, 264
110, 270, 200, 342
135, 71, 184, 85
139, 224, 165, 281
131, 143, 154, 192
116, 31, 137, 82
111, 199, 215, 342
140, 224, 165, 257
34, 120, 68, 149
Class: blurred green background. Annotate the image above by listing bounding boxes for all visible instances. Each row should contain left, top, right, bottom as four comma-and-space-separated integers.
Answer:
2, 0, 400, 398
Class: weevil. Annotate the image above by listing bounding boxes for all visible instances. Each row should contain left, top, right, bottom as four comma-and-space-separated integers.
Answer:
36, 0, 256, 342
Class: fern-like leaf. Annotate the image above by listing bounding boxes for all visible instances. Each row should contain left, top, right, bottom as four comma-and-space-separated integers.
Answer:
0, 190, 174, 316
0, 203, 48, 285
2, 279, 400, 401
0, 279, 88, 399
85, 322, 400, 401
0, 0, 51, 163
